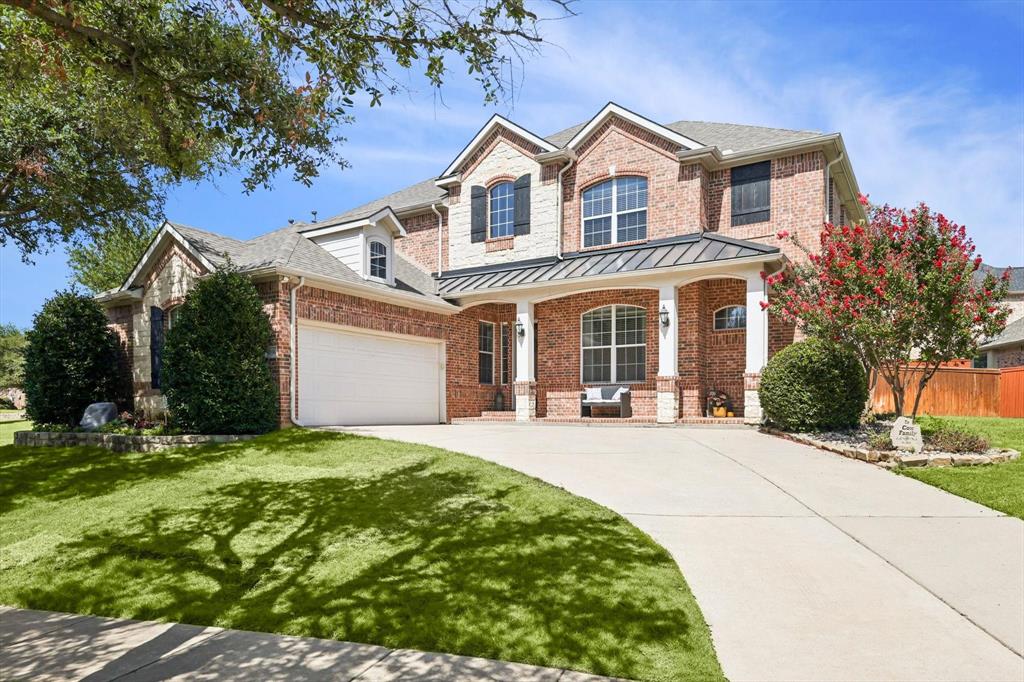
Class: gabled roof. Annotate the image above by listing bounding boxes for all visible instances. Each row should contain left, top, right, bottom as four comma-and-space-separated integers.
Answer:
439, 113, 558, 178
317, 177, 446, 226
558, 103, 704, 151
436, 232, 779, 297
299, 207, 408, 239
976, 265, 1024, 293
980, 317, 1024, 351
116, 220, 451, 310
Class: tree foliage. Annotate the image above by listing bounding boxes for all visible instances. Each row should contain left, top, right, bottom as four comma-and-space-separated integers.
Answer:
163, 268, 278, 434
759, 338, 867, 432
0, 323, 26, 388
765, 198, 1009, 417
1, 0, 570, 257
23, 290, 119, 425
68, 220, 158, 293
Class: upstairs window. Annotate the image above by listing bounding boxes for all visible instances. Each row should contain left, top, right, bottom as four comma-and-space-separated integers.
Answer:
582, 176, 648, 248
714, 305, 747, 330
731, 161, 771, 226
369, 240, 388, 280
489, 182, 515, 238
478, 322, 495, 384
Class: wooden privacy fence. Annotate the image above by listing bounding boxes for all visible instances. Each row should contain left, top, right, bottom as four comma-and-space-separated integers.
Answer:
869, 366, 1019, 417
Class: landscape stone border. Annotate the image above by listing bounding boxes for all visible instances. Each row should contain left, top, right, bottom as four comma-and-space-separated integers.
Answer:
762, 427, 1020, 469
14, 430, 256, 453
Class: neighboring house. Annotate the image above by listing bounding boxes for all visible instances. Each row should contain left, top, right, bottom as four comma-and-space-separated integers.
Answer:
97, 102, 865, 426
974, 266, 1023, 369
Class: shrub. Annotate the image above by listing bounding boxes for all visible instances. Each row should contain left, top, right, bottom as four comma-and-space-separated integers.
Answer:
162, 268, 278, 434
759, 338, 867, 432
23, 290, 120, 426
926, 426, 989, 453
867, 432, 895, 451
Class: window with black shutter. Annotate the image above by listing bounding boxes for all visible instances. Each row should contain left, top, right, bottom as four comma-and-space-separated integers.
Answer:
150, 306, 164, 389
731, 161, 771, 226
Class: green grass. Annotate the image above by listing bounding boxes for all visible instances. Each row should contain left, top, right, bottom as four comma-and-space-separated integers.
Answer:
0, 429, 722, 681
900, 416, 1024, 519
0, 421, 30, 446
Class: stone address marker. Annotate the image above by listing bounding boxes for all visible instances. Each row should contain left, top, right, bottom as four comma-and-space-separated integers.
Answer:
890, 416, 924, 453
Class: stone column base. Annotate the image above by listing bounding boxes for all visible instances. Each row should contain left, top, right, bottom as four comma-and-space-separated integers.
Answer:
514, 380, 536, 422
656, 376, 679, 423
744, 372, 763, 424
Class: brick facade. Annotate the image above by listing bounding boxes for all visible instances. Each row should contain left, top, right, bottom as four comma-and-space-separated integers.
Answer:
396, 210, 447, 273
444, 303, 515, 420
104, 304, 135, 410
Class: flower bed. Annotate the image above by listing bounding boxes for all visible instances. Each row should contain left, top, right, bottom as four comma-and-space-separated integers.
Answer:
763, 420, 1020, 469
14, 430, 256, 453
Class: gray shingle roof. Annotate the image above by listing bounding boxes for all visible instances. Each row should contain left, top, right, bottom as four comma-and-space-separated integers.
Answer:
169, 222, 444, 303
980, 316, 1024, 351
976, 265, 1024, 292
437, 232, 778, 297
544, 119, 822, 153
319, 178, 446, 225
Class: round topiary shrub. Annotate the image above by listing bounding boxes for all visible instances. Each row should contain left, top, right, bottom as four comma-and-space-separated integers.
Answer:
759, 338, 867, 432
163, 268, 278, 434
24, 290, 119, 426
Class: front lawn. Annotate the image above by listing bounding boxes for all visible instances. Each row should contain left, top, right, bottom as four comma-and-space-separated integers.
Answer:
0, 429, 722, 681
0, 420, 30, 446
900, 416, 1024, 519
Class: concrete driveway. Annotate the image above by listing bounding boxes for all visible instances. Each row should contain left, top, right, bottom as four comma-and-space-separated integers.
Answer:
350, 424, 1024, 682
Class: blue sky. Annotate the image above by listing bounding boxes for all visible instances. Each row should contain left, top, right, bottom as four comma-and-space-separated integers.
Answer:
3, 0, 1023, 327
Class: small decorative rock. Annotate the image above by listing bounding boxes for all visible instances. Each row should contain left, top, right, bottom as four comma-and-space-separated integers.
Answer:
79, 402, 118, 431
890, 416, 924, 454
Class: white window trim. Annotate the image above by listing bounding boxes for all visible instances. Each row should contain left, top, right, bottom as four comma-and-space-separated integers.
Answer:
488, 182, 515, 239
366, 238, 391, 284
479, 321, 495, 385
580, 177, 648, 249
580, 304, 647, 385
713, 304, 747, 331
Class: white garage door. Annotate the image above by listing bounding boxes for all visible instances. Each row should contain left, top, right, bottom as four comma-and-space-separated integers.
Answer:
298, 323, 443, 426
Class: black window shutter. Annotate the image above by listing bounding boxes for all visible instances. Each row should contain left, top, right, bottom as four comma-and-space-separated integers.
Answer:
731, 161, 771, 226
513, 173, 531, 235
470, 185, 487, 243
150, 306, 164, 389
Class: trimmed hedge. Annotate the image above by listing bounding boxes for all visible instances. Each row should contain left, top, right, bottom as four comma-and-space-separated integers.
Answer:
163, 268, 278, 434
24, 290, 120, 426
759, 338, 867, 432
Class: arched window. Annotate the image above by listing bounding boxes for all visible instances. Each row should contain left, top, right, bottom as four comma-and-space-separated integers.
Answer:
369, 240, 388, 280
714, 305, 746, 330
167, 306, 182, 329
489, 182, 515, 238
582, 176, 648, 248
581, 305, 646, 384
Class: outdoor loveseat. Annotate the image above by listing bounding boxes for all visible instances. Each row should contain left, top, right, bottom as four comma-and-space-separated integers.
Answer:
580, 386, 632, 418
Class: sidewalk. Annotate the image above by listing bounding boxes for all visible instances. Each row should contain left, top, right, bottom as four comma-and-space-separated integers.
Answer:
0, 607, 621, 681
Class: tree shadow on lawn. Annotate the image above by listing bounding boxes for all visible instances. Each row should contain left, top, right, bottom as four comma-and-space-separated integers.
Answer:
8, 439, 717, 681
0, 429, 336, 514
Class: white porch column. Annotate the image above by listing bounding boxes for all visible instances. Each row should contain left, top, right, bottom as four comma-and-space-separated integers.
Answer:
514, 300, 536, 421
656, 284, 679, 423
744, 270, 769, 423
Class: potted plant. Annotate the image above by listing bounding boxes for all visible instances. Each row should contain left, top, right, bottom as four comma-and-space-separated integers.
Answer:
706, 389, 730, 418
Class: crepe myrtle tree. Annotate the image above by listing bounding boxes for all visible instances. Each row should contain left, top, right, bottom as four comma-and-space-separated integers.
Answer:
764, 196, 1009, 418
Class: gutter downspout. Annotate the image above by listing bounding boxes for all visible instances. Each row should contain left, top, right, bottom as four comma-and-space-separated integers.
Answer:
431, 202, 443, 275
289, 276, 306, 426
825, 152, 844, 224
555, 156, 575, 260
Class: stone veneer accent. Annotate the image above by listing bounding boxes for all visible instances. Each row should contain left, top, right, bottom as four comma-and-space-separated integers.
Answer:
15, 430, 256, 453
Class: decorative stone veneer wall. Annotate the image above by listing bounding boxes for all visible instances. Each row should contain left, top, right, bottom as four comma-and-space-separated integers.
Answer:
994, 345, 1024, 368
15, 430, 256, 453
104, 304, 135, 410
447, 130, 559, 269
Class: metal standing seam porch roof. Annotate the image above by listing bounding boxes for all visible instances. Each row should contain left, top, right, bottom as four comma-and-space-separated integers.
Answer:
436, 232, 781, 297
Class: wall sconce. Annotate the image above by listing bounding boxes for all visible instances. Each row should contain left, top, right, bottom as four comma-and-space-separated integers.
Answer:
515, 319, 525, 337
659, 305, 671, 327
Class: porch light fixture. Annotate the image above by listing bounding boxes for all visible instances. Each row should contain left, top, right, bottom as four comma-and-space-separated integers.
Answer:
515, 319, 525, 337
659, 305, 671, 328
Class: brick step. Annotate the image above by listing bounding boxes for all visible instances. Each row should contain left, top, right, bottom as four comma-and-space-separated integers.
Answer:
480, 410, 516, 418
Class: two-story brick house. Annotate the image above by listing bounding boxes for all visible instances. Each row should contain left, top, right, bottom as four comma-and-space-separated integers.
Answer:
98, 103, 865, 426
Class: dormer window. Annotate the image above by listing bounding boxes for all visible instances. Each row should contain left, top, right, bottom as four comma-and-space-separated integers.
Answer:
368, 240, 388, 280
582, 176, 648, 248
489, 182, 515, 238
